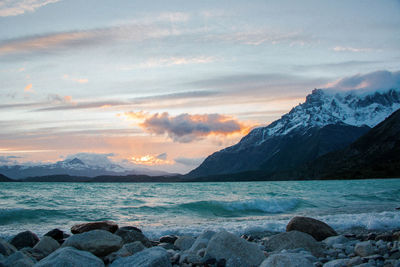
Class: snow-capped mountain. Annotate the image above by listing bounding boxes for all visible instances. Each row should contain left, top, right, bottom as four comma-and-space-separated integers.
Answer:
188, 88, 400, 178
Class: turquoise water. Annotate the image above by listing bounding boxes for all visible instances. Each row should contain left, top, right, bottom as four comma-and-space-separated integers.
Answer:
0, 179, 399, 239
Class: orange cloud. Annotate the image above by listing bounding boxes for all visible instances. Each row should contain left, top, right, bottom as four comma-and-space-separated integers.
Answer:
24, 83, 33, 92
122, 111, 254, 143
130, 154, 173, 165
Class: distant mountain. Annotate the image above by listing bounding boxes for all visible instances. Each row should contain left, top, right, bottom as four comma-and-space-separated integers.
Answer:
0, 157, 172, 179
188, 88, 400, 178
297, 108, 400, 179
0, 174, 14, 182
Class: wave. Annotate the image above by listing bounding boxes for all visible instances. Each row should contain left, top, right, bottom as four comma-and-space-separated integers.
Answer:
0, 208, 68, 225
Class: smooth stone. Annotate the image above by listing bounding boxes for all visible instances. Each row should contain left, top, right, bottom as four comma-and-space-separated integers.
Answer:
286, 217, 337, 241
264, 230, 324, 257
259, 252, 314, 267
204, 230, 265, 267
322, 258, 349, 267
71, 221, 118, 234
0, 238, 17, 256
104, 241, 146, 264
35, 246, 104, 267
62, 229, 123, 257
10, 231, 39, 250
159, 235, 178, 244
355, 241, 375, 257
348, 256, 363, 266
19, 247, 46, 261
189, 230, 216, 253
115, 227, 151, 247
33, 237, 59, 258
174, 236, 196, 251
44, 229, 69, 243
323, 236, 349, 247
2, 251, 36, 267
110, 247, 171, 267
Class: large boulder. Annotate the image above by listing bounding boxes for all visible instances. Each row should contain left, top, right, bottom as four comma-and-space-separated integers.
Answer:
44, 229, 69, 243
0, 238, 17, 256
259, 253, 314, 267
35, 246, 104, 267
286, 217, 337, 241
71, 221, 118, 234
33, 236, 60, 258
263, 231, 323, 257
104, 241, 146, 264
2, 251, 36, 267
115, 227, 151, 247
174, 236, 196, 251
10, 231, 39, 250
189, 230, 216, 253
62, 229, 123, 257
204, 230, 265, 267
110, 247, 171, 267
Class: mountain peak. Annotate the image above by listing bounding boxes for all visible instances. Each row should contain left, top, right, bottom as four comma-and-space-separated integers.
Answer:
66, 158, 85, 165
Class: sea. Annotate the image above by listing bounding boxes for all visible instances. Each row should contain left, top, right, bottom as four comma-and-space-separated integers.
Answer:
1, 179, 399, 239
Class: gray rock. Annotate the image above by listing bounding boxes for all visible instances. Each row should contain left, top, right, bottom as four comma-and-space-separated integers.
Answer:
2, 251, 36, 267
354, 241, 375, 257
158, 243, 177, 250
115, 227, 151, 247
0, 238, 17, 256
10, 231, 39, 250
348, 256, 362, 266
33, 237, 59, 258
62, 229, 123, 257
110, 247, 171, 267
19, 247, 46, 261
104, 241, 146, 264
286, 217, 337, 241
179, 251, 202, 265
323, 236, 349, 247
189, 230, 216, 253
159, 235, 178, 244
35, 246, 104, 267
174, 236, 195, 251
204, 230, 265, 267
71, 221, 118, 234
259, 252, 313, 267
322, 258, 349, 267
264, 231, 324, 257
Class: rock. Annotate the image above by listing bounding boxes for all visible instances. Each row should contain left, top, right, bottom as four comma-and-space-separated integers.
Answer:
0, 238, 17, 256
348, 256, 363, 266
71, 221, 118, 234
259, 252, 314, 267
322, 258, 349, 267
263, 231, 324, 257
104, 241, 146, 264
393, 231, 400, 241
115, 227, 152, 247
323, 235, 349, 247
35, 246, 104, 267
174, 236, 196, 251
2, 251, 36, 267
110, 247, 171, 267
179, 251, 202, 265
204, 230, 265, 267
10, 231, 39, 250
44, 229, 69, 243
159, 235, 178, 244
62, 229, 123, 257
354, 241, 375, 257
286, 217, 337, 241
158, 243, 177, 250
32, 236, 59, 258
189, 230, 216, 253
375, 233, 393, 242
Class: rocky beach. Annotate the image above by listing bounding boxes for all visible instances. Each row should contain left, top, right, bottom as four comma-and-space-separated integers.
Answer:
1, 217, 399, 267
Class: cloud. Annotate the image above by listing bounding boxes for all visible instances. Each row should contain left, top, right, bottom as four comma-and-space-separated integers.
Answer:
0, 155, 22, 165
47, 94, 75, 104
324, 70, 400, 92
24, 83, 33, 92
130, 153, 173, 166
174, 156, 204, 166
121, 56, 216, 70
0, 0, 60, 17
63, 74, 88, 84
122, 111, 252, 143
332, 46, 374, 53
156, 153, 167, 160
64, 152, 116, 168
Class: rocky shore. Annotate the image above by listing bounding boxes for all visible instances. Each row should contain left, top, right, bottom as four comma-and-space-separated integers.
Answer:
0, 217, 399, 267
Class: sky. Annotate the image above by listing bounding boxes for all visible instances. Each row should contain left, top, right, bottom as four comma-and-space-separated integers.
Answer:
0, 0, 399, 173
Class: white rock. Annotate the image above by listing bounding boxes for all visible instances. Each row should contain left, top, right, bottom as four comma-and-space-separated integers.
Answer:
62, 229, 123, 257
110, 247, 171, 267
35, 246, 104, 267
33, 237, 60, 257
259, 252, 314, 267
354, 241, 375, 257
204, 230, 265, 267
174, 236, 195, 251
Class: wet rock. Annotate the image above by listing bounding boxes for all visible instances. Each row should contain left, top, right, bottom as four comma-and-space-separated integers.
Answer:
44, 229, 69, 243
264, 230, 324, 257
10, 231, 39, 250
71, 221, 118, 234
355, 241, 375, 257
159, 235, 178, 244
110, 247, 171, 267
33, 236, 59, 258
35, 246, 104, 267
286, 216, 337, 241
115, 227, 152, 247
62, 229, 123, 257
174, 236, 195, 251
259, 252, 314, 267
204, 230, 265, 267
0, 238, 17, 256
2, 251, 36, 267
